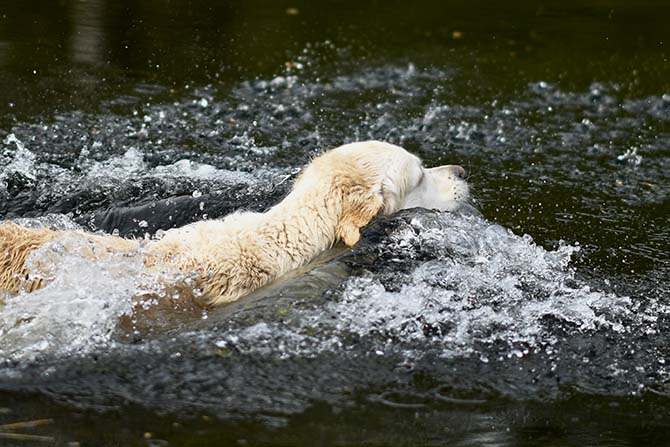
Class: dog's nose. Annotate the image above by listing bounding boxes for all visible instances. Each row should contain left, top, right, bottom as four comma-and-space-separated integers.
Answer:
451, 165, 467, 179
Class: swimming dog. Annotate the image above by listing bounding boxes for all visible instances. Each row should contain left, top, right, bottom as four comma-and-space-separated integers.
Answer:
0, 141, 469, 306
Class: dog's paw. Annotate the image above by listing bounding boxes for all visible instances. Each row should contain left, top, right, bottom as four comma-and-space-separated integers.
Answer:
338, 223, 361, 247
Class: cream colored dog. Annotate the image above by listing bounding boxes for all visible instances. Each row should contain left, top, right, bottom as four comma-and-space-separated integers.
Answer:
0, 141, 469, 306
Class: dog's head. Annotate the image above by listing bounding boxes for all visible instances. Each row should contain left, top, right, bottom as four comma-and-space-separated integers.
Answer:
351, 141, 469, 215
321, 141, 471, 246
397, 164, 470, 213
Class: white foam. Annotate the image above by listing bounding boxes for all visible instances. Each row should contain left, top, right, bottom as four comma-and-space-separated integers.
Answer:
84, 147, 148, 179
11, 214, 85, 231
151, 158, 260, 183
320, 214, 633, 357
0, 134, 37, 189
0, 233, 159, 362
227, 213, 636, 360
77, 145, 271, 185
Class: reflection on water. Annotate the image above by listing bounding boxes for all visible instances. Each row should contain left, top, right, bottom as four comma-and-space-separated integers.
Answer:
70, 0, 104, 64
0, 0, 669, 446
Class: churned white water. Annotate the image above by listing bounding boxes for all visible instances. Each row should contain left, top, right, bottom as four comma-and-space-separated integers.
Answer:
0, 226, 151, 362
83, 146, 264, 184
1, 210, 625, 364
320, 214, 632, 357
214, 212, 638, 361
0, 133, 38, 189
0, 133, 278, 202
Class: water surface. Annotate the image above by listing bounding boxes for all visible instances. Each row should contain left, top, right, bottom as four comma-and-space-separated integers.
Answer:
0, 1, 669, 445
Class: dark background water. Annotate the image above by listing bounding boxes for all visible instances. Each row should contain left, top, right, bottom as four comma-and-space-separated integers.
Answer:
0, 0, 669, 446
1, 0, 668, 122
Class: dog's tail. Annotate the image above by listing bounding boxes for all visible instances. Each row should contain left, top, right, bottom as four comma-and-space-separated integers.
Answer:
0, 222, 61, 294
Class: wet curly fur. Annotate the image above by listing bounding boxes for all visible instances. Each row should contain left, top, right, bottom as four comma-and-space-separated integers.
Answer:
0, 141, 469, 306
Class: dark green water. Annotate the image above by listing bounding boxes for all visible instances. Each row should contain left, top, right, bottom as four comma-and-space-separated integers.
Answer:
0, 0, 669, 445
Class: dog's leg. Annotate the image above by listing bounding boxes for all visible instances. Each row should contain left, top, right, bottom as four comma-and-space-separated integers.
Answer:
336, 190, 384, 247
338, 221, 362, 247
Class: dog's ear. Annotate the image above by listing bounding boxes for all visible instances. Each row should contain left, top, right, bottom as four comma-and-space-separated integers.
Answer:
336, 186, 384, 247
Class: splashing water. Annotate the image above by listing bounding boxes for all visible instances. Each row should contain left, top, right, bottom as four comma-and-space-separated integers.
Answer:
214, 212, 636, 364
0, 61, 667, 422
0, 210, 633, 368
0, 224, 165, 362
326, 214, 632, 356
0, 134, 38, 191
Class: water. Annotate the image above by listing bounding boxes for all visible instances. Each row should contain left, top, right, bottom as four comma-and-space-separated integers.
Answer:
0, 0, 669, 445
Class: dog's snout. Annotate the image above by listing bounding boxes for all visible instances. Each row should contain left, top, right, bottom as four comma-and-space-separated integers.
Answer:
451, 165, 466, 179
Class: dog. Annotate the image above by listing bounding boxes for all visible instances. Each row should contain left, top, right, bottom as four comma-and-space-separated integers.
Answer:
0, 141, 469, 307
